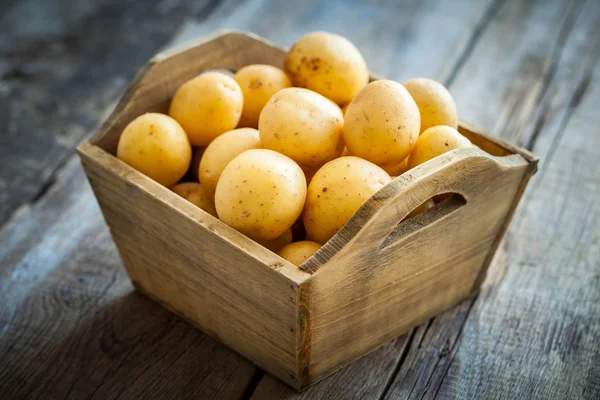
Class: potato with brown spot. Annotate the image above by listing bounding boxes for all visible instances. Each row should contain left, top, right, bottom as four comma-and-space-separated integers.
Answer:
404, 78, 458, 134
117, 113, 191, 187
304, 156, 391, 244
199, 128, 262, 195
215, 149, 306, 241
234, 64, 292, 128
277, 241, 322, 266
259, 88, 344, 169
171, 182, 217, 217
169, 72, 243, 146
408, 125, 471, 169
343, 80, 420, 165
284, 32, 369, 105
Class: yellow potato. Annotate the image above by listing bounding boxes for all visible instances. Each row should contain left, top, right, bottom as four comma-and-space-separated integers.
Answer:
404, 78, 458, 134
277, 241, 322, 266
379, 157, 409, 176
408, 125, 471, 169
199, 128, 262, 195
406, 198, 435, 219
117, 113, 191, 187
189, 146, 206, 181
256, 228, 293, 253
284, 32, 369, 105
259, 88, 344, 168
215, 149, 306, 240
341, 146, 350, 156
304, 156, 391, 244
234, 64, 292, 128
171, 182, 217, 217
168, 72, 243, 146
343, 80, 420, 165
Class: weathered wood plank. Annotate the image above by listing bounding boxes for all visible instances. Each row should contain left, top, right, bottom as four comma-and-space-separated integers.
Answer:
434, 55, 600, 400
0, 0, 220, 226
168, 0, 498, 82
0, 159, 258, 399
250, 335, 410, 400
0, 0, 503, 397
384, 0, 600, 398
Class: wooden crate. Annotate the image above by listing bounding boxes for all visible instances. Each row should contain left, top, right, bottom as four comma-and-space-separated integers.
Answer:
77, 30, 538, 390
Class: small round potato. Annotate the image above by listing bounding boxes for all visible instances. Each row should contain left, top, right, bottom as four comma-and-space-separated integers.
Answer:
215, 149, 306, 241
168, 72, 243, 146
343, 80, 420, 165
234, 64, 292, 128
284, 32, 369, 105
408, 125, 471, 169
379, 157, 409, 176
256, 228, 293, 253
199, 128, 262, 195
171, 182, 217, 217
304, 156, 391, 244
403, 78, 458, 134
277, 241, 322, 266
117, 113, 191, 187
259, 88, 344, 168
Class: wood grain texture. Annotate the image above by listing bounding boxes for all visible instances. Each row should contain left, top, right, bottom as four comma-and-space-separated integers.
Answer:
433, 57, 600, 400
0, 0, 222, 227
79, 141, 308, 388
79, 30, 534, 389
307, 149, 531, 382
2, 0, 598, 398
0, 159, 258, 400
250, 335, 411, 400
384, 0, 600, 398
167, 0, 498, 83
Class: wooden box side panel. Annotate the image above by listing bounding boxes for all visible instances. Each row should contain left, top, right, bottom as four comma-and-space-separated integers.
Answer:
308, 149, 531, 381
79, 143, 302, 388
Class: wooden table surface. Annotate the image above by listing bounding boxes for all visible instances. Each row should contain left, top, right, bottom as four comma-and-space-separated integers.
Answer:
1, 0, 599, 398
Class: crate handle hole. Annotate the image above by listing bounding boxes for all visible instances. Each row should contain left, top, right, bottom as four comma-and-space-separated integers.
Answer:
380, 193, 467, 250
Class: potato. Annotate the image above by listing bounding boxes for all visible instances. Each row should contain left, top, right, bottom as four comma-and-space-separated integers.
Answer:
304, 156, 391, 244
259, 88, 344, 168
171, 182, 217, 217
189, 146, 206, 181
408, 125, 471, 169
379, 157, 409, 176
215, 149, 306, 240
234, 64, 292, 128
117, 113, 191, 187
256, 228, 293, 253
168, 72, 243, 146
403, 78, 458, 134
406, 198, 435, 219
277, 241, 322, 266
343, 80, 420, 165
199, 128, 262, 195
284, 32, 368, 105
341, 146, 350, 156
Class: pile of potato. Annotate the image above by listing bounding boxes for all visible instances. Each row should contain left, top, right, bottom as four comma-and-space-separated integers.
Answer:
116, 31, 472, 266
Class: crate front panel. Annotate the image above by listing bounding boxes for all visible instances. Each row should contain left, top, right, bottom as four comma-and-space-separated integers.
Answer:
80, 151, 300, 387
